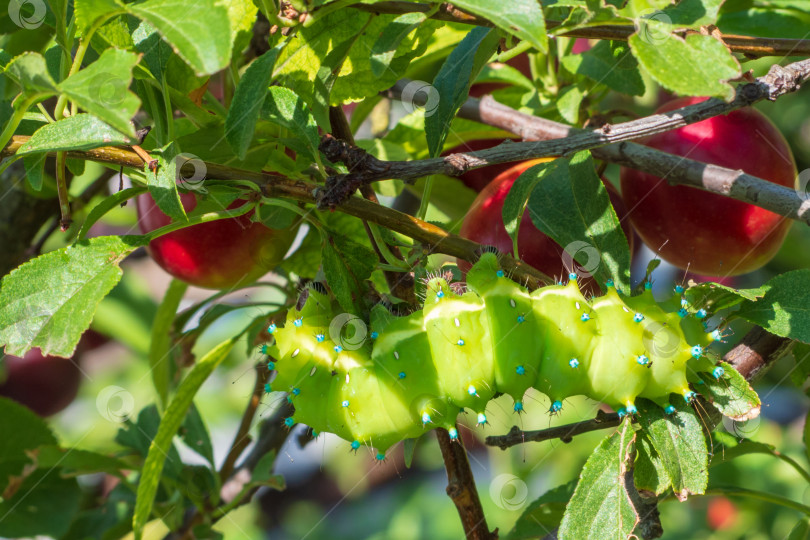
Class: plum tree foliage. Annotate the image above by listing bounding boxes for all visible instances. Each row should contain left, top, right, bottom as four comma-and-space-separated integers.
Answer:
1, 1, 810, 539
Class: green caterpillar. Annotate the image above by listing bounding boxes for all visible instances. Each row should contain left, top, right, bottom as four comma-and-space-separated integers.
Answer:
266, 252, 727, 460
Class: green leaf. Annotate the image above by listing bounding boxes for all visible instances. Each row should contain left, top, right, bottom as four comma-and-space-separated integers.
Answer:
115, 405, 182, 479
451, 0, 547, 52
261, 86, 320, 160
149, 143, 187, 222
637, 399, 707, 500
0, 469, 81, 539
684, 281, 767, 313
22, 154, 45, 190
2, 52, 58, 96
502, 159, 549, 243
133, 337, 237, 539
697, 362, 761, 421
736, 269, 810, 343
662, 0, 723, 26
0, 397, 56, 494
561, 40, 645, 96
16, 114, 131, 155
74, 0, 125, 34
57, 48, 140, 135
250, 451, 285, 489
226, 48, 279, 160
634, 431, 671, 496
403, 438, 417, 469
710, 431, 776, 466
629, 27, 740, 100
370, 12, 427, 78
35, 445, 130, 478
127, 0, 232, 76
131, 19, 176, 80
556, 84, 584, 124
322, 233, 377, 314
505, 482, 575, 540
149, 279, 187, 407
523, 152, 632, 292
78, 186, 147, 240
426, 26, 500, 157
558, 419, 639, 539
788, 517, 810, 540
0, 235, 148, 357
718, 6, 810, 39
180, 402, 215, 466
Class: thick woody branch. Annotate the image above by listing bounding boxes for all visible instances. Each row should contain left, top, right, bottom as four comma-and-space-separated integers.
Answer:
486, 327, 792, 450
352, 2, 810, 58
0, 136, 552, 288
321, 59, 810, 208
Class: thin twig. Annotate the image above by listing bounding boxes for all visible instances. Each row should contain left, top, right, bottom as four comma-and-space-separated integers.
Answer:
351, 2, 810, 58
218, 361, 271, 482
328, 106, 419, 308
0, 136, 554, 288
436, 428, 498, 540
486, 327, 792, 450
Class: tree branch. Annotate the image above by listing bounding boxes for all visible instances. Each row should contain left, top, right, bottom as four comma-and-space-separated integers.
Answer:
0, 136, 553, 287
436, 428, 498, 540
352, 2, 810, 58
320, 58, 810, 208
485, 327, 792, 450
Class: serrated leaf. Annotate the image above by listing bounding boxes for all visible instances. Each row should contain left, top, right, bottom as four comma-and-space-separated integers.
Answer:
662, 0, 723, 26
131, 19, 176, 80
523, 151, 632, 292
2, 52, 58, 96
0, 469, 80, 538
261, 86, 320, 160
273, 10, 438, 113
629, 27, 740, 100
226, 48, 279, 160
370, 12, 426, 77
561, 40, 645, 96
0, 235, 148, 358
149, 279, 187, 407
0, 397, 56, 494
558, 419, 638, 540
426, 26, 500, 157
133, 337, 237, 539
74, 0, 125, 34
16, 114, 131, 155
505, 482, 575, 540
684, 281, 766, 313
127, 0, 232, 76
736, 269, 810, 343
451, 0, 547, 52
634, 431, 671, 496
180, 402, 215, 466
149, 143, 187, 222
322, 233, 377, 314
637, 399, 707, 500
57, 48, 140, 135
698, 362, 761, 421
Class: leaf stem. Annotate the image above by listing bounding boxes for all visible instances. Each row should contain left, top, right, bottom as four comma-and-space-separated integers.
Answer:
706, 487, 810, 515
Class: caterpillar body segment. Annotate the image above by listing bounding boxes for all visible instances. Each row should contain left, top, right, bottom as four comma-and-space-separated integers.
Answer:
269, 253, 722, 455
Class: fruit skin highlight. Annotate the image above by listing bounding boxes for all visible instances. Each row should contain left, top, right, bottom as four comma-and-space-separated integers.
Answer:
621, 96, 797, 276
459, 159, 633, 295
267, 252, 729, 459
136, 192, 297, 290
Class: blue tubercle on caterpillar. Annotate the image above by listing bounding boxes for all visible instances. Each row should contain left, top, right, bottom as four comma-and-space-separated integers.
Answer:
265, 252, 740, 457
